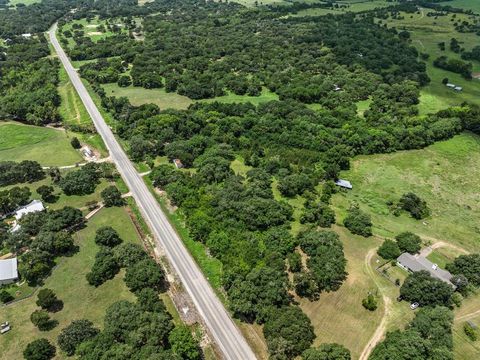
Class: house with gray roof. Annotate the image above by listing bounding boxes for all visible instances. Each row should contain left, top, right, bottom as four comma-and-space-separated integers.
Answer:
0, 258, 18, 285
397, 252, 453, 285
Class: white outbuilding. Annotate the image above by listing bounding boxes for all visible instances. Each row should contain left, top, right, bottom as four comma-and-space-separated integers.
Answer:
335, 179, 353, 189
0, 258, 18, 285
14, 200, 44, 221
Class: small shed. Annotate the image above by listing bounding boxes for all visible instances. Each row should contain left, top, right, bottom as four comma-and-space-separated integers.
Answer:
14, 200, 44, 221
446, 83, 456, 88
335, 179, 352, 189
454, 86, 463, 92
173, 159, 184, 169
0, 258, 18, 285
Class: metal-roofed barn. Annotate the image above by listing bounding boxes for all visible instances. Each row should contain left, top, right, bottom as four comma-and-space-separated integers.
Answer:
14, 200, 44, 221
0, 258, 18, 285
335, 179, 352, 189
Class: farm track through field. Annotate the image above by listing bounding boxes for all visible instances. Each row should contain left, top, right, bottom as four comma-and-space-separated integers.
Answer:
359, 248, 392, 360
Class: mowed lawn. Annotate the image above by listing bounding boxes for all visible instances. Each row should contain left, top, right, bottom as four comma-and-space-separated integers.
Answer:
57, 66, 92, 130
102, 83, 193, 110
0, 207, 140, 359
102, 83, 279, 110
0, 122, 83, 167
333, 132, 480, 252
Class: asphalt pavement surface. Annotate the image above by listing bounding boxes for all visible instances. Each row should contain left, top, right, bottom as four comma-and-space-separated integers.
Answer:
48, 24, 256, 360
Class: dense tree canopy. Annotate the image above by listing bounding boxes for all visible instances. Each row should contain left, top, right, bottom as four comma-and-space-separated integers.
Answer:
377, 239, 401, 260
446, 254, 480, 287
400, 271, 454, 307
58, 320, 100, 356
343, 206, 372, 237
370, 306, 454, 360
23, 338, 56, 360
302, 343, 351, 360
264, 306, 316, 359
395, 232, 422, 254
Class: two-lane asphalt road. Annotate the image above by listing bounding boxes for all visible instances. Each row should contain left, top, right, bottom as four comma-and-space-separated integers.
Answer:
48, 24, 256, 360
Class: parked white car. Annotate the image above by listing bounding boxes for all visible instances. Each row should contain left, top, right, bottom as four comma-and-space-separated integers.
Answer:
410, 302, 419, 310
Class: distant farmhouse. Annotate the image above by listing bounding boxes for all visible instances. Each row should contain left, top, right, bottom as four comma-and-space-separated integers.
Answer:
397, 252, 453, 285
335, 179, 352, 189
11, 200, 45, 233
14, 200, 44, 221
0, 258, 18, 285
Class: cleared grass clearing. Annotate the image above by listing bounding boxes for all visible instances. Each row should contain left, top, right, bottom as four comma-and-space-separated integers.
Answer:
58, 66, 92, 130
8, 0, 40, 6
0, 122, 83, 167
102, 83, 193, 110
332, 132, 480, 252
200, 88, 279, 106
0, 206, 141, 359
102, 83, 279, 110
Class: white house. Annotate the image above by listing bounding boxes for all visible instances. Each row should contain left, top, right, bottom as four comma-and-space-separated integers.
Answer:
0, 258, 18, 285
454, 86, 463, 92
14, 200, 44, 221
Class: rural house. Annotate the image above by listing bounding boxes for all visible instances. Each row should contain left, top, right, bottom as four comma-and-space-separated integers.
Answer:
0, 258, 18, 285
397, 252, 453, 284
14, 199, 44, 221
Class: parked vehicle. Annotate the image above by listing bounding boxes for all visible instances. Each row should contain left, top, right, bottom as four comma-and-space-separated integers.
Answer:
410, 302, 419, 310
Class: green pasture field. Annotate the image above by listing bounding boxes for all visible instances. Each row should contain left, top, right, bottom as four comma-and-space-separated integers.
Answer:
333, 132, 480, 252
58, 66, 92, 130
426, 249, 452, 269
378, 10, 480, 113
440, 0, 480, 14
0, 122, 83, 167
0, 206, 141, 359
7, 0, 41, 7
102, 83, 279, 110
291, 0, 391, 17
102, 83, 193, 110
